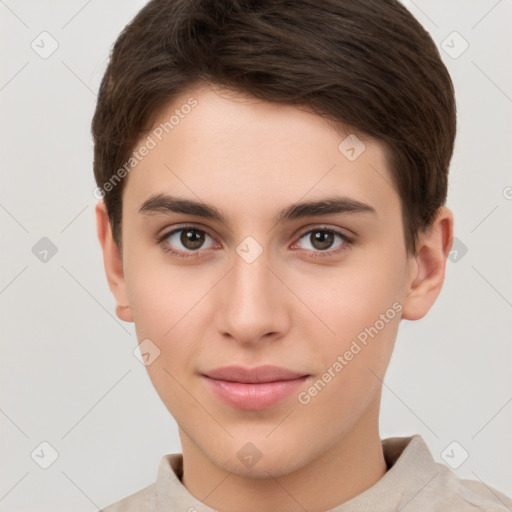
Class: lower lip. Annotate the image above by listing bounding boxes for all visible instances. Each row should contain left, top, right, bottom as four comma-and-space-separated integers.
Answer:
202, 375, 309, 410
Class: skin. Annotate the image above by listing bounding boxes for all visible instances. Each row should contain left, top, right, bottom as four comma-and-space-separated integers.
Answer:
96, 84, 453, 512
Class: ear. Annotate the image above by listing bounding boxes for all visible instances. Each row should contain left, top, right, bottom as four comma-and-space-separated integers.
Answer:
95, 200, 134, 323
402, 206, 454, 321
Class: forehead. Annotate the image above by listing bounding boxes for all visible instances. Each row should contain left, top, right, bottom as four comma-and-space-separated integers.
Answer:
122, 85, 399, 223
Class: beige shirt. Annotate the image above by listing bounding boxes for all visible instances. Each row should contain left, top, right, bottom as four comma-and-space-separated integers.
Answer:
102, 435, 512, 511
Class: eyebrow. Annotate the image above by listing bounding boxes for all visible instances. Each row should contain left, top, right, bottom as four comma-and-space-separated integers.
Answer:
138, 193, 376, 224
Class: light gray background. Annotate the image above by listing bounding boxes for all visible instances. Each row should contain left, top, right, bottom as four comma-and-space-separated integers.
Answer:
1, 1, 511, 510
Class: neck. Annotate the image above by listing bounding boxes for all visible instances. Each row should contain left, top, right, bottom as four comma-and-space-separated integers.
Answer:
179, 394, 387, 512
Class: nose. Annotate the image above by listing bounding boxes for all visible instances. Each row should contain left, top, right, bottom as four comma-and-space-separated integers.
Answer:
215, 246, 291, 345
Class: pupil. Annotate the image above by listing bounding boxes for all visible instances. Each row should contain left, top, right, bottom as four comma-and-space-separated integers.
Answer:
181, 229, 204, 250
312, 230, 334, 250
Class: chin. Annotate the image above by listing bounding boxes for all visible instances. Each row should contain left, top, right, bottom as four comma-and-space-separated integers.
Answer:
205, 439, 309, 480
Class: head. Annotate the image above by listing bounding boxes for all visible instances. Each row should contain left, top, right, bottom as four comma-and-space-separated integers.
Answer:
93, 0, 455, 477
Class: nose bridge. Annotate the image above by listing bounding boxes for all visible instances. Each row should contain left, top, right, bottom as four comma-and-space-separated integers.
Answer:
232, 248, 271, 296
230, 244, 276, 312
216, 241, 288, 342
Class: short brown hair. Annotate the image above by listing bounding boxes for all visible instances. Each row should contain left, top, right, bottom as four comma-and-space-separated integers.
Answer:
91, 0, 456, 255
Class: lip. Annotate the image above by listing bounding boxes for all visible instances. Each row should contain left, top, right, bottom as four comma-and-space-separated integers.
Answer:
201, 365, 310, 410
203, 365, 308, 383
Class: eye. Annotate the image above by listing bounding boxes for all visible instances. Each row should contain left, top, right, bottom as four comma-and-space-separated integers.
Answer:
293, 227, 353, 257
158, 226, 217, 258
157, 225, 354, 260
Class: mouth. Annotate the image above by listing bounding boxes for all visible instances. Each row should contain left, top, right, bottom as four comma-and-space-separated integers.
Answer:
201, 365, 310, 410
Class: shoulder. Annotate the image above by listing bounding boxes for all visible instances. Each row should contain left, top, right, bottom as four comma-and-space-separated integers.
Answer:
383, 436, 512, 511
413, 453, 512, 511
101, 483, 155, 512
435, 470, 512, 511
101, 453, 183, 511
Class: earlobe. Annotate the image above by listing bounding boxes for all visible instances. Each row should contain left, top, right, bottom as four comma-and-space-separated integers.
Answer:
401, 207, 454, 321
116, 304, 134, 323
95, 201, 134, 323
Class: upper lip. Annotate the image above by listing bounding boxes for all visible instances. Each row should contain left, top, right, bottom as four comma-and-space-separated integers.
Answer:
202, 365, 309, 383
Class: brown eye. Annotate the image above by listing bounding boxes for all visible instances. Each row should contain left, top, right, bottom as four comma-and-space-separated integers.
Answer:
310, 230, 335, 250
293, 227, 353, 258
162, 227, 216, 254
180, 229, 205, 250
297, 229, 344, 251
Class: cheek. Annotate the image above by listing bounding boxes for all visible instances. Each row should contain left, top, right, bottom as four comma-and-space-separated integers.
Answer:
125, 253, 207, 338
308, 262, 404, 339
128, 275, 200, 419
299, 254, 404, 385
124, 254, 208, 379
301, 273, 402, 420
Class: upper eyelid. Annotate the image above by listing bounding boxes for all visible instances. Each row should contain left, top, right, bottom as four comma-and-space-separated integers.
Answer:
159, 223, 218, 241
291, 223, 354, 243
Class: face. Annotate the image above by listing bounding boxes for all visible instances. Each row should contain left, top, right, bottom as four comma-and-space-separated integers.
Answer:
100, 84, 437, 478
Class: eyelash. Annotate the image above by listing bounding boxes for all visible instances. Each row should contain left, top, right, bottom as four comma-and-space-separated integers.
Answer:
156, 224, 355, 260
